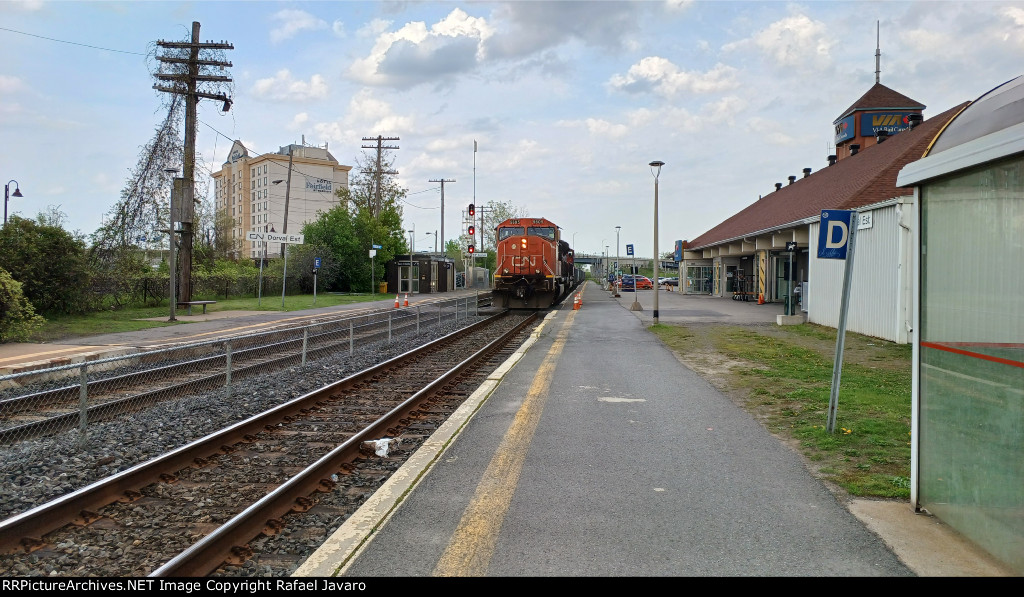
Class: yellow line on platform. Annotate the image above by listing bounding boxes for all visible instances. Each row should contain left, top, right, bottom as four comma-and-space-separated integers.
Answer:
432, 307, 577, 577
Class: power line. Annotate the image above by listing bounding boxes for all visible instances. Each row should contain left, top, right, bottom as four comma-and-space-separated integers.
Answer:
0, 26, 147, 55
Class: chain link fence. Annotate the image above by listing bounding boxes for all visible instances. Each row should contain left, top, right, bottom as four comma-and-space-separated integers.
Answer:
0, 293, 490, 447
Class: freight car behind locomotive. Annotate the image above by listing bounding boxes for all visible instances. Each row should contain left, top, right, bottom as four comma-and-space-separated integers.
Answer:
493, 217, 581, 309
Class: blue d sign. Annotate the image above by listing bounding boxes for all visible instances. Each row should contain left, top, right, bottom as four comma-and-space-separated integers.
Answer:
817, 210, 854, 259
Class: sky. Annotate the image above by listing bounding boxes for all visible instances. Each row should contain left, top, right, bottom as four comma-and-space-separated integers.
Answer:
2, 0, 1023, 260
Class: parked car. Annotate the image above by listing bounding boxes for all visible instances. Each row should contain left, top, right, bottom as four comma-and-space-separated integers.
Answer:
634, 276, 654, 290
619, 274, 636, 291
660, 277, 679, 287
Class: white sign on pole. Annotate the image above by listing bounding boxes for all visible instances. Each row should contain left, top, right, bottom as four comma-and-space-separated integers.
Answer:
369, 249, 377, 258
818, 209, 859, 434
246, 231, 304, 244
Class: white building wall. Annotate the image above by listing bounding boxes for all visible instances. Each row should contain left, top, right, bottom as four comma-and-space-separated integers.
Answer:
807, 200, 913, 343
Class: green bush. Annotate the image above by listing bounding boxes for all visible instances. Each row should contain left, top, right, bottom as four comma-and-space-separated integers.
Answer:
0, 267, 45, 343
0, 215, 94, 315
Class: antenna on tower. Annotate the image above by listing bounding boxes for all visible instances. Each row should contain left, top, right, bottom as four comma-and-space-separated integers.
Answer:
875, 20, 881, 84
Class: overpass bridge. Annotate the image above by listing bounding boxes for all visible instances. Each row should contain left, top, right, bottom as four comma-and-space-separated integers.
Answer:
572, 252, 678, 272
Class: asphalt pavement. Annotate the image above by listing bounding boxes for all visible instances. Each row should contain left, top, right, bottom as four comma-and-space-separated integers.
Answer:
295, 281, 1017, 577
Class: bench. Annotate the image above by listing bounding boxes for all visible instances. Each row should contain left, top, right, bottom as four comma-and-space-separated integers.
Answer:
177, 300, 217, 315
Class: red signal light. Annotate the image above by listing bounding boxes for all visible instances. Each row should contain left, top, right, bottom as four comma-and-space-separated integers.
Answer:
468, 225, 475, 235
468, 203, 475, 216
468, 244, 475, 254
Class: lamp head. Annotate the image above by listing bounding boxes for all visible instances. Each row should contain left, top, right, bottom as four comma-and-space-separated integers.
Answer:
12, 187, 22, 198
649, 160, 665, 178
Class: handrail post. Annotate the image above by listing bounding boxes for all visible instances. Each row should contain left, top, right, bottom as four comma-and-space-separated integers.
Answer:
78, 364, 88, 447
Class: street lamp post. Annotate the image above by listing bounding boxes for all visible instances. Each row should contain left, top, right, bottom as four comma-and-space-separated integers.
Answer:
614, 225, 621, 297
650, 160, 665, 324
164, 169, 180, 322
4, 180, 23, 227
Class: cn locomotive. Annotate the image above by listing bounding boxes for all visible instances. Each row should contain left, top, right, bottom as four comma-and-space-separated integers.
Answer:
492, 217, 585, 308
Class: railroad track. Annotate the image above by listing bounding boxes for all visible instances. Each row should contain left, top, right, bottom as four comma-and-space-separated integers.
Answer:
0, 300, 490, 445
0, 310, 538, 577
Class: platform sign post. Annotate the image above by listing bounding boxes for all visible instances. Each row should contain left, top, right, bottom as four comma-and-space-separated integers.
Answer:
818, 209, 858, 434
313, 257, 321, 305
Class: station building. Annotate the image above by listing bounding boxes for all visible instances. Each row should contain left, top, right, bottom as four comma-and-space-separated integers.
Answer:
681, 81, 968, 344
211, 139, 351, 260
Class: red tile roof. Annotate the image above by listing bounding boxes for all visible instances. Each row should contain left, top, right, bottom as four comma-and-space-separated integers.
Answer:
834, 82, 926, 122
687, 102, 970, 250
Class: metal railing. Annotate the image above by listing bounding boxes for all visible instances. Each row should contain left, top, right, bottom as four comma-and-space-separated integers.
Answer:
0, 292, 492, 446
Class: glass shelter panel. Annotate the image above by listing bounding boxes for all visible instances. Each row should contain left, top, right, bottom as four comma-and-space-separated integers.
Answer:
918, 155, 1024, 573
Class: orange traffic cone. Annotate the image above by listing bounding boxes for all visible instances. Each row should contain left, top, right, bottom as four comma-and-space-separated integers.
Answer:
757, 293, 765, 305
403, 294, 409, 307
395, 295, 401, 308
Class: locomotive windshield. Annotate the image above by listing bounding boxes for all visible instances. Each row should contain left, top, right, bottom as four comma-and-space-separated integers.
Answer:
498, 226, 525, 240
527, 226, 556, 240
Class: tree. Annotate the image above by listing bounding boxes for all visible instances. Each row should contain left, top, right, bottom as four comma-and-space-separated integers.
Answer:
0, 213, 93, 315
478, 200, 528, 272
302, 148, 408, 292
0, 267, 45, 343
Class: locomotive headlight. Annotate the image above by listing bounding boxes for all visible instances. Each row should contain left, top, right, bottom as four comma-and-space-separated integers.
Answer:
520, 238, 527, 249
503, 268, 509, 274
535, 269, 540, 274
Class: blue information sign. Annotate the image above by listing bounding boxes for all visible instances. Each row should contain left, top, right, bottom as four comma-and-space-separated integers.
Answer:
314, 257, 321, 268
817, 210, 855, 259
372, 244, 382, 249
626, 244, 634, 256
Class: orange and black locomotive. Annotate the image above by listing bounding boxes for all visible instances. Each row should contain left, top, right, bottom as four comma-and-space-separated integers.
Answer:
493, 217, 583, 308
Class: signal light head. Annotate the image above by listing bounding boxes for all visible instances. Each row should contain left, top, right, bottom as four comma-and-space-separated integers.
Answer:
468, 203, 475, 216
468, 244, 475, 254
468, 225, 475, 235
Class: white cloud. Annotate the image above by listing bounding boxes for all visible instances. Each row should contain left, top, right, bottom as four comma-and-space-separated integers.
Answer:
1000, 6, 1024, 45
664, 0, 694, 13
608, 58, 739, 97
348, 8, 494, 88
555, 117, 631, 139
251, 70, 328, 102
724, 13, 834, 71
0, 75, 28, 94
331, 20, 346, 38
270, 9, 328, 44
309, 89, 414, 145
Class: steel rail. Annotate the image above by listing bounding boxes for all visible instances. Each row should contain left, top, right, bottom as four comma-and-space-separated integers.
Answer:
0, 307, 464, 443
0, 310, 511, 555
151, 311, 535, 576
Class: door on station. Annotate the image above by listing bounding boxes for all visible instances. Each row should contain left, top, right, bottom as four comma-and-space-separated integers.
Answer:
725, 265, 737, 293
399, 264, 421, 293
774, 255, 792, 301
430, 262, 438, 292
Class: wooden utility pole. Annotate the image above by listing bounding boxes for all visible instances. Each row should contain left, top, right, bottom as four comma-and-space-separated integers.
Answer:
280, 147, 293, 258
361, 136, 399, 217
154, 21, 233, 303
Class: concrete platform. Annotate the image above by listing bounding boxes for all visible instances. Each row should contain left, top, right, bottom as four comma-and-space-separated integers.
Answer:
295, 281, 1016, 577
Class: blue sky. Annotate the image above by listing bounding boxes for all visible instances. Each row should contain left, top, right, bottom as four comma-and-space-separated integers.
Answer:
2, 0, 1022, 259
